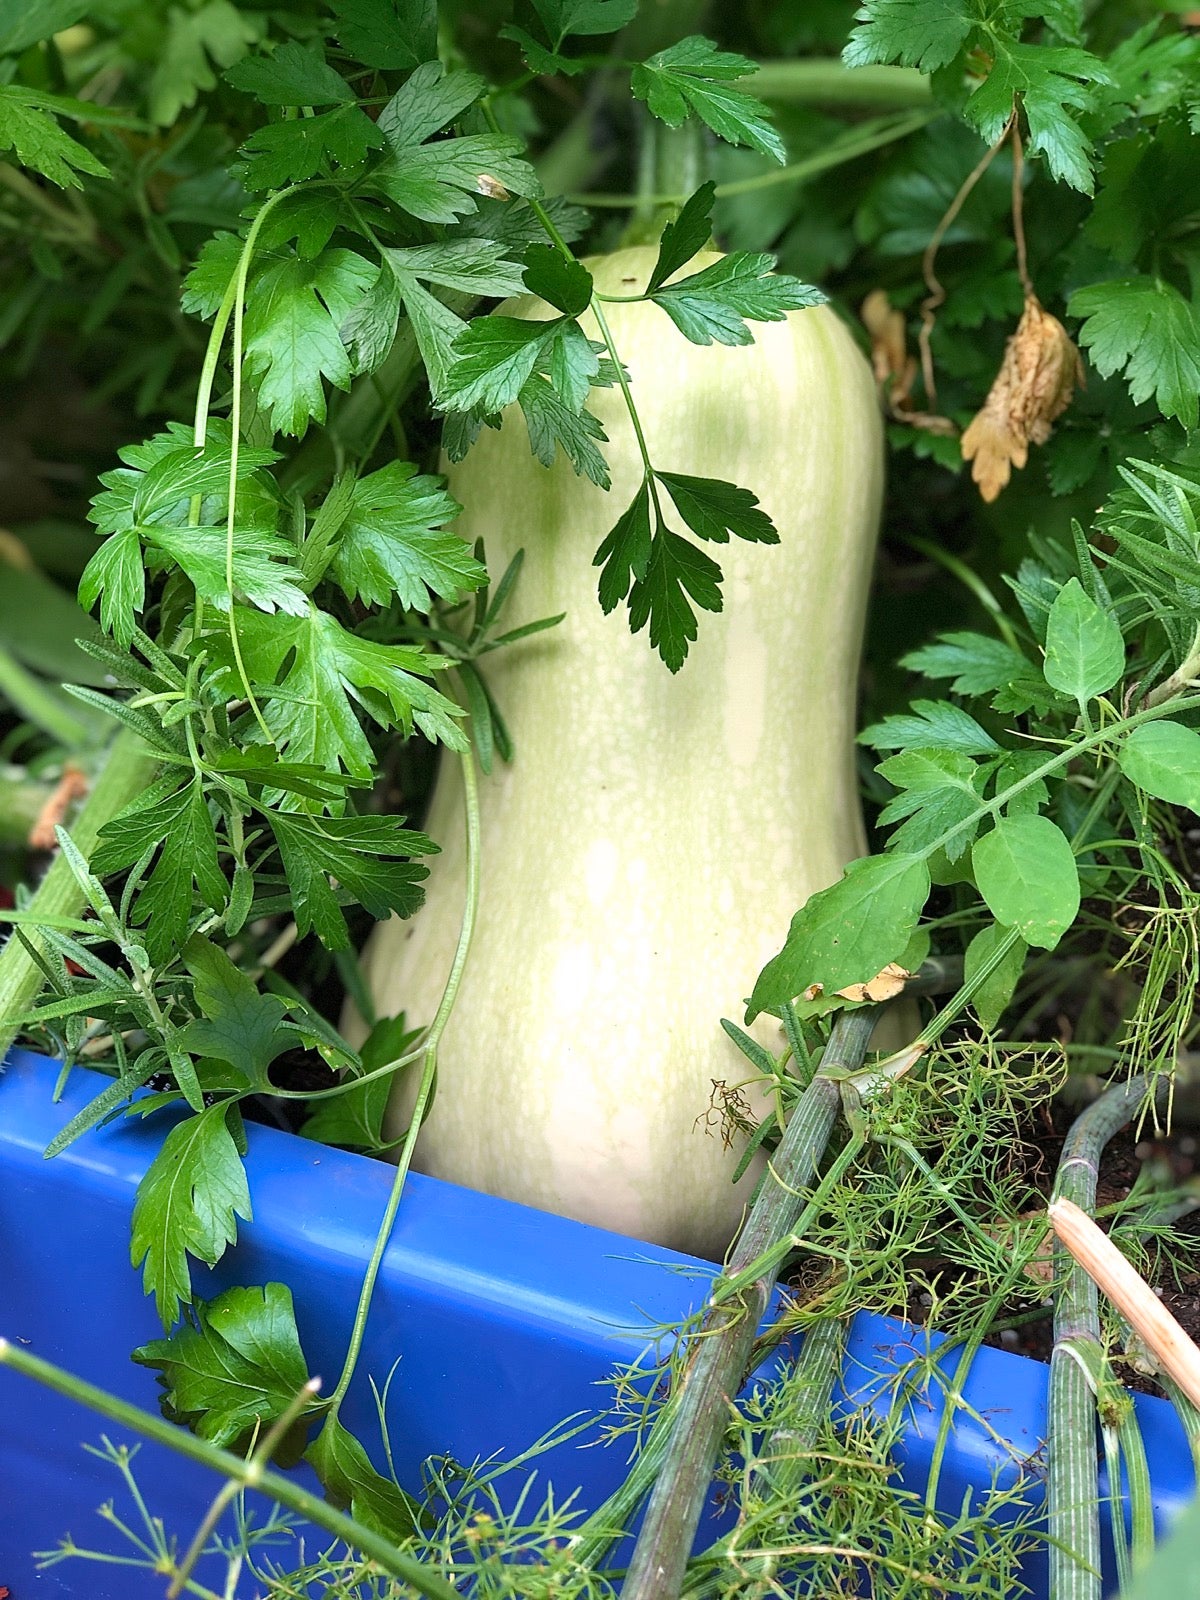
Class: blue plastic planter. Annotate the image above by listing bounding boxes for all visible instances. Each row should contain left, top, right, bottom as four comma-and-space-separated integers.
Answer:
0, 1046, 1193, 1596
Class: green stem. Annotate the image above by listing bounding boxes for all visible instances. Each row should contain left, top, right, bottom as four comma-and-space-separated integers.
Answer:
327, 745, 481, 1411
0, 1337, 458, 1600
618, 1009, 878, 1600
0, 728, 157, 1057
0, 644, 95, 747
749, 61, 932, 108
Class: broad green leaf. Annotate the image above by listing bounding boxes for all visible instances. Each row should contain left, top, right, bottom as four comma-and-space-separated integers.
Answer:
181, 233, 243, 321
963, 923, 1028, 1032
971, 816, 1080, 950
384, 240, 527, 298
174, 937, 293, 1089
900, 632, 1032, 698
0, 0, 89, 54
441, 316, 558, 413
625, 528, 724, 672
330, 462, 484, 609
146, 525, 308, 617
238, 104, 382, 191
518, 376, 610, 487
374, 131, 539, 225
748, 853, 931, 1019
131, 1105, 252, 1327
133, 1283, 314, 1448
376, 60, 483, 146
632, 37, 786, 164
531, 0, 637, 48
79, 528, 145, 647
1042, 577, 1124, 705
964, 43, 1108, 193
1119, 721, 1200, 812
307, 1415, 419, 1539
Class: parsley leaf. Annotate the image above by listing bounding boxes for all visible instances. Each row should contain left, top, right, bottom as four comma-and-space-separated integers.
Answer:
646, 182, 717, 293
225, 41, 352, 106
268, 813, 435, 948
650, 253, 824, 346
627, 528, 724, 673
1068, 277, 1200, 429
0, 86, 109, 188
307, 1415, 419, 1539
238, 104, 383, 191
229, 604, 466, 780
244, 248, 377, 436
174, 937, 294, 1091
964, 43, 1109, 193
441, 317, 559, 412
91, 777, 227, 963
532, 0, 638, 49
843, 0, 974, 73
523, 243, 594, 316
131, 1103, 252, 1327
134, 1282, 315, 1449
656, 472, 778, 545
302, 1013, 419, 1151
147, 0, 262, 126
859, 698, 1001, 755
876, 748, 989, 860
331, 0, 438, 69
900, 631, 1033, 696
633, 37, 786, 163
329, 462, 485, 609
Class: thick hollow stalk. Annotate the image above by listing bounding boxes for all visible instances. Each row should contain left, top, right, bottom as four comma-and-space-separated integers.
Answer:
1048, 1076, 1165, 1600
619, 1009, 877, 1600
750, 61, 932, 108
0, 727, 157, 1055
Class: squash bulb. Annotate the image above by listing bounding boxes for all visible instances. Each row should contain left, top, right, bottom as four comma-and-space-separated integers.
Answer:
355, 249, 886, 1262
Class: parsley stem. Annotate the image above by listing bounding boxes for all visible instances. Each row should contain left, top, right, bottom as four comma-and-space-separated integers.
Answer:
589, 296, 662, 516
327, 743, 481, 1412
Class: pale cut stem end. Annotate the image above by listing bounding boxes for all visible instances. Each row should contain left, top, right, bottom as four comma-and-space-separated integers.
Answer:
1049, 1196, 1200, 1410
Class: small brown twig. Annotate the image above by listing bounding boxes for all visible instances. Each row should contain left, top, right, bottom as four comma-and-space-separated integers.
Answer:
28, 765, 90, 851
917, 112, 1015, 406
1010, 119, 1033, 298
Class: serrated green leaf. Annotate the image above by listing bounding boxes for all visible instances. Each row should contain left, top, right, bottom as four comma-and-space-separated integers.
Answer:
595, 479, 653, 612
230, 604, 466, 780
1119, 721, 1200, 812
244, 249, 377, 436
531, 0, 637, 48
964, 923, 1028, 1032
385, 240, 528, 298
147, 0, 262, 126
332, 0, 438, 69
523, 243, 593, 316
133, 1282, 314, 1449
147, 525, 308, 617
632, 37, 786, 163
748, 853, 932, 1019
651, 253, 824, 347
302, 1013, 419, 1150
627, 528, 724, 671
647, 182, 716, 294
330, 461, 484, 609
174, 937, 293, 1090
131, 1105, 252, 1327
377, 60, 483, 146
269, 813, 434, 948
1069, 278, 1200, 429
860, 698, 1000, 756
656, 472, 778, 545
876, 748, 987, 860
181, 233, 243, 321
843, 0, 973, 73
238, 104, 382, 191
965, 44, 1108, 192
0, 86, 109, 188
518, 374, 610, 487
971, 816, 1080, 950
226, 41, 352, 106
1042, 577, 1124, 706
441, 316, 558, 413
306, 1414, 419, 1538
79, 528, 146, 648
92, 778, 227, 962
900, 632, 1032, 697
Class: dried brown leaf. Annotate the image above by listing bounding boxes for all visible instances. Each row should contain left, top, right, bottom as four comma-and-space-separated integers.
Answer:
29, 765, 89, 851
961, 293, 1084, 503
860, 290, 957, 438
835, 962, 912, 1004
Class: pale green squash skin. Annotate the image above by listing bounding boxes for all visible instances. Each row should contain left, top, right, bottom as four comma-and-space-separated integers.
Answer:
357, 248, 885, 1262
